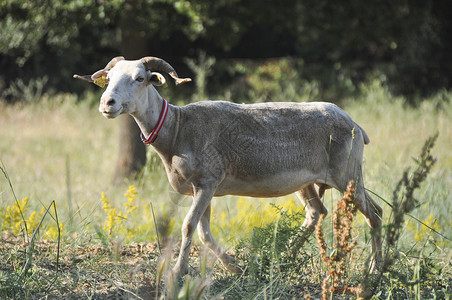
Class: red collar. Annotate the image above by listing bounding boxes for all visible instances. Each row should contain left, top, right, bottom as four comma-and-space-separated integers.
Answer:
140, 99, 169, 144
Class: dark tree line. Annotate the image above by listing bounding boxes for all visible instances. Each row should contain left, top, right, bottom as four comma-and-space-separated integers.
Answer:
1, 0, 451, 98
1, 0, 451, 178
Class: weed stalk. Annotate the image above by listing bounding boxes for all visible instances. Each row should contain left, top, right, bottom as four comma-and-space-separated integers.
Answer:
19, 200, 61, 292
150, 200, 161, 255
65, 154, 73, 225
0, 160, 29, 244
366, 133, 438, 298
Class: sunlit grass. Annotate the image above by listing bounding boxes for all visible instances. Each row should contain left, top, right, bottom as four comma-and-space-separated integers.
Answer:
1, 84, 451, 248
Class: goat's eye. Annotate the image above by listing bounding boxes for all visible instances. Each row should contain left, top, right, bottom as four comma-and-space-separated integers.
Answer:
135, 76, 144, 82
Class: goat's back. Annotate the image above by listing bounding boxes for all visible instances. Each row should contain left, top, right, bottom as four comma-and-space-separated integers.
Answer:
172, 101, 368, 196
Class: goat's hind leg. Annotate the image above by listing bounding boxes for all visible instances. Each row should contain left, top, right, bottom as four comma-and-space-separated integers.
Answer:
290, 184, 328, 248
297, 184, 328, 231
354, 184, 383, 273
197, 203, 241, 273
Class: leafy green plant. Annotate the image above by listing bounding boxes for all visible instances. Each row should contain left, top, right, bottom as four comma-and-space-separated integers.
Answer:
236, 203, 309, 285
2, 76, 48, 103
224, 58, 321, 103
185, 51, 216, 100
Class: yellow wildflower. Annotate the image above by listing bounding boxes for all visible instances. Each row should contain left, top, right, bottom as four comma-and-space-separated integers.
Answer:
101, 192, 112, 210
2, 197, 29, 234
100, 186, 139, 240
124, 185, 138, 214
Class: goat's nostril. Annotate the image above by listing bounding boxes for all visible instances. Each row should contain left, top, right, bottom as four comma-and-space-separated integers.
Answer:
106, 99, 116, 106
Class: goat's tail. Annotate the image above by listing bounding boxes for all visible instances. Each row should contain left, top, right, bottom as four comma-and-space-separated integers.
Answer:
355, 123, 370, 145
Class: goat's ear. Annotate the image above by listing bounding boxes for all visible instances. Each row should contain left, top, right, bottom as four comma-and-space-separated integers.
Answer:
90, 70, 109, 88
148, 72, 166, 87
91, 70, 108, 81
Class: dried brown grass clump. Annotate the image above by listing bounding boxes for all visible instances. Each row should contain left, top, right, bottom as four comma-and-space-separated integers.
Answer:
316, 180, 363, 300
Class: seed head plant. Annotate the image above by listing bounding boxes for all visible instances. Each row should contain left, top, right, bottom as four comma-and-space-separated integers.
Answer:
315, 180, 363, 299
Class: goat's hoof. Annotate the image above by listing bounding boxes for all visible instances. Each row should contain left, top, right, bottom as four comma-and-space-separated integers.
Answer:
223, 262, 243, 274
220, 252, 242, 274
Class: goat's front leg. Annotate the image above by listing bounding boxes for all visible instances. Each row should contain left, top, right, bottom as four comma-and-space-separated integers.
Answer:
173, 185, 215, 278
197, 203, 241, 274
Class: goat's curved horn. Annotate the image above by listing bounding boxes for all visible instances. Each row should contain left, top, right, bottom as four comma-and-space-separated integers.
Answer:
104, 56, 125, 71
141, 56, 191, 85
73, 74, 95, 83
90, 56, 125, 79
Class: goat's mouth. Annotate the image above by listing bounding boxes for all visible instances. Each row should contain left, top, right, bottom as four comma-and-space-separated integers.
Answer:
101, 107, 122, 119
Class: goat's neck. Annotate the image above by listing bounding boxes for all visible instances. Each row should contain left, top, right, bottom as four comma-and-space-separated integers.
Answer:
130, 89, 179, 155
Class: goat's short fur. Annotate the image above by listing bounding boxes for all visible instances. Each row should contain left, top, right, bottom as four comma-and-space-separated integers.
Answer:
75, 57, 383, 278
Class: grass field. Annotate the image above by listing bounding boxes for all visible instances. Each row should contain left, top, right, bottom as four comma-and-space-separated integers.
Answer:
0, 82, 451, 299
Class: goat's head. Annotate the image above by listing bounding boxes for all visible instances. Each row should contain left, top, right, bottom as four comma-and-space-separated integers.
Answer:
74, 57, 191, 119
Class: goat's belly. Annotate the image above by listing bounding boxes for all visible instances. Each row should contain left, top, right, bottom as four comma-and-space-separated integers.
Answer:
214, 171, 317, 197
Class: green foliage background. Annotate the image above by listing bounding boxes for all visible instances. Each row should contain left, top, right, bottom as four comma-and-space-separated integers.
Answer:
1, 0, 451, 102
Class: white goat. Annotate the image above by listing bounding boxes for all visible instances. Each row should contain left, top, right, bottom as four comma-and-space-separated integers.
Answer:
74, 56, 382, 277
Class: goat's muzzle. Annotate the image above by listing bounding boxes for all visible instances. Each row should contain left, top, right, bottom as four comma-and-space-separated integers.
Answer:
99, 97, 122, 119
